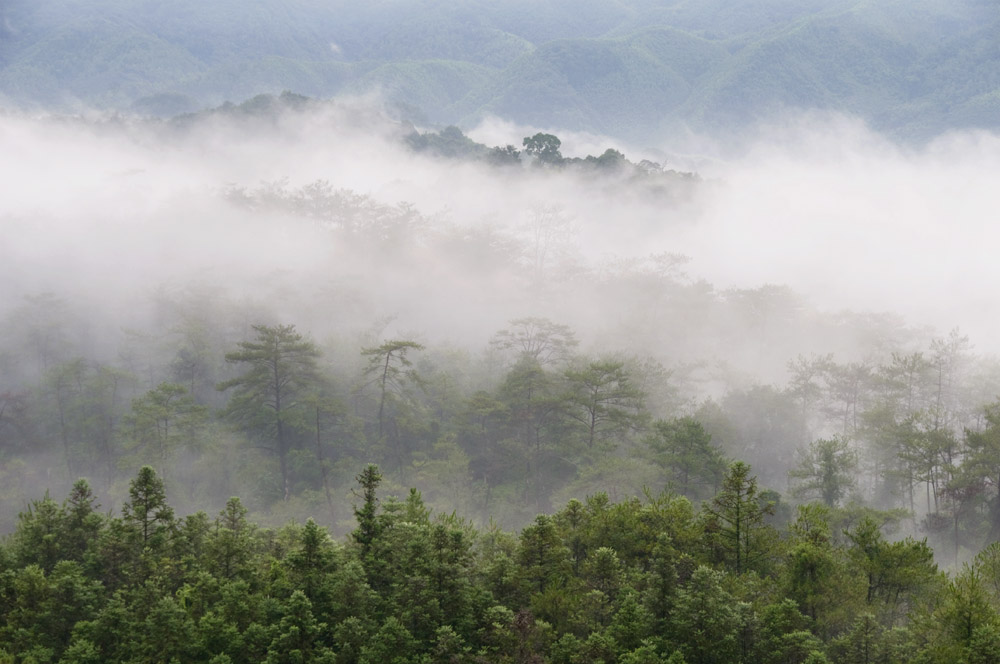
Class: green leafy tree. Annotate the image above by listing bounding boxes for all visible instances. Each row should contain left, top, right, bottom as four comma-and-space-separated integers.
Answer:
359, 339, 424, 470
522, 133, 564, 166
286, 519, 337, 613
670, 566, 738, 664
332, 616, 369, 664
265, 590, 336, 664
137, 596, 198, 663
895, 415, 956, 514
517, 514, 571, 597
783, 504, 856, 634
608, 593, 655, 653
123, 382, 207, 479
846, 516, 939, 623
205, 497, 256, 581
648, 417, 727, 499
564, 358, 647, 449
63, 479, 104, 562
642, 534, 679, 635
489, 317, 578, 368
590, 148, 626, 170
10, 493, 65, 573
498, 357, 575, 512
0, 390, 33, 459
122, 465, 174, 552
963, 402, 1000, 542
359, 616, 417, 664
830, 613, 885, 664
703, 461, 776, 575
0, 564, 56, 661
747, 599, 827, 664
426, 522, 478, 637
352, 464, 383, 560
918, 564, 998, 662
488, 144, 522, 167
789, 437, 858, 507
218, 324, 321, 500
41, 359, 127, 484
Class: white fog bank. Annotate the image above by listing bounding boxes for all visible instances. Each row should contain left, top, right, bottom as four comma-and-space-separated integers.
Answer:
3, 103, 1000, 359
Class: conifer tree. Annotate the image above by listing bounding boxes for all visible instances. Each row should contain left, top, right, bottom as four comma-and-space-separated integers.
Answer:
219, 324, 321, 500
704, 461, 775, 574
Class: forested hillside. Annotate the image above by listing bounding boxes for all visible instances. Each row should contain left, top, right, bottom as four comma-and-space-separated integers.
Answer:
1, 0, 998, 141
5, 460, 1000, 663
4, 94, 1000, 662
5, 0, 1000, 661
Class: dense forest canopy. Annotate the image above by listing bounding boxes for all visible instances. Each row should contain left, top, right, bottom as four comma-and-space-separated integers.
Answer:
4, 460, 1000, 663
3, 1, 1000, 659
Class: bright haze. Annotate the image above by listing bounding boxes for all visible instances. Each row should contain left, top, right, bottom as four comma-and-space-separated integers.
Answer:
3, 0, 999, 369
2, 103, 1000, 367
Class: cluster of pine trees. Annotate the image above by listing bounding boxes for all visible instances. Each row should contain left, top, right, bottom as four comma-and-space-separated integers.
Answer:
5, 461, 1000, 663
5, 286, 1000, 563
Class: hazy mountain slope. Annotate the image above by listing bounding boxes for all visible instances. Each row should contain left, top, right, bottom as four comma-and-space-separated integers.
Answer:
0, 0, 997, 141
0, 19, 206, 108
684, 15, 917, 131
618, 0, 855, 40
346, 60, 497, 124
456, 33, 720, 137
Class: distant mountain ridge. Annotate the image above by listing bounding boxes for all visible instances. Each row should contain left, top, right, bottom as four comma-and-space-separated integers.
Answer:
1, 0, 997, 142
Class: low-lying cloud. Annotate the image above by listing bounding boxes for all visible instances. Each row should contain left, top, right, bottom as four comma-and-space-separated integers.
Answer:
3, 101, 1000, 377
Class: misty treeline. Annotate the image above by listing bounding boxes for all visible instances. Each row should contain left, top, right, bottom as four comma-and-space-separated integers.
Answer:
4, 113, 1000, 664
6, 461, 1000, 663
192, 92, 700, 187
5, 159, 1000, 564
406, 123, 697, 184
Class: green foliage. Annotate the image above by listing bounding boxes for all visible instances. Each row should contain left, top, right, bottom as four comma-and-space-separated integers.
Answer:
406, 125, 490, 159
359, 616, 416, 664
218, 324, 321, 501
0, 463, 993, 664
703, 461, 777, 575
121, 382, 208, 480
565, 358, 648, 450
845, 516, 939, 624
359, 340, 425, 467
123, 465, 175, 554
789, 437, 858, 507
670, 566, 739, 664
647, 417, 726, 499
522, 133, 564, 166
352, 464, 383, 561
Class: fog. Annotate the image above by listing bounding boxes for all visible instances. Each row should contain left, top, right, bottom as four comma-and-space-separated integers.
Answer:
469, 112, 1000, 346
3, 101, 999, 363
4, 96, 1000, 542
687, 116, 1000, 345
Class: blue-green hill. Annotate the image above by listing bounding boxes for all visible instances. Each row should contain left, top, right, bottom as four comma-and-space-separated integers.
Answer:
1, 0, 997, 141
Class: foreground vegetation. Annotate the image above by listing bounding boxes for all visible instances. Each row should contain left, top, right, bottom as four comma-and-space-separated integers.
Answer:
5, 462, 1000, 664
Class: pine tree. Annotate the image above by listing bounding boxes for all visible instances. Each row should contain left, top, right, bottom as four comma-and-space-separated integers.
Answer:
219, 324, 321, 500
703, 461, 775, 574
